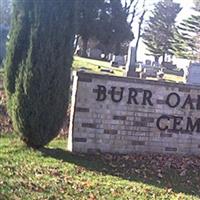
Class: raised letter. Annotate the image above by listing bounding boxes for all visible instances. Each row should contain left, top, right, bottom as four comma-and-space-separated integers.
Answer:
166, 92, 180, 108
181, 94, 195, 110
156, 115, 170, 131
186, 117, 200, 132
172, 116, 183, 131
127, 88, 138, 104
142, 90, 153, 106
111, 87, 124, 103
96, 85, 107, 101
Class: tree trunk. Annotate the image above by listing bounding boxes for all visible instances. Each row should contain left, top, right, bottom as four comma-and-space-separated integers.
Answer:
134, 9, 146, 63
162, 53, 165, 63
81, 37, 88, 57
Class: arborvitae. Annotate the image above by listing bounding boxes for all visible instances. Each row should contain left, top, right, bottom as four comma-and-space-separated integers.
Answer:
4, 0, 76, 148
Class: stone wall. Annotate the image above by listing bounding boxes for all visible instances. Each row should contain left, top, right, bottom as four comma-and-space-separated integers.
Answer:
68, 72, 200, 155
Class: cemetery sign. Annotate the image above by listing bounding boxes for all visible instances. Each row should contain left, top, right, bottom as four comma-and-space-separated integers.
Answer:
68, 72, 200, 155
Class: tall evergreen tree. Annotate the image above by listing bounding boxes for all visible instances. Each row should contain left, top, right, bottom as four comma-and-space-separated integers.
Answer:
96, 0, 133, 56
142, 0, 181, 62
77, 0, 133, 58
77, 0, 103, 57
4, 0, 77, 148
176, 2, 200, 60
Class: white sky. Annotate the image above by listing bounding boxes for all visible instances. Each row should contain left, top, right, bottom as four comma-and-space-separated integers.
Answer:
133, 0, 195, 61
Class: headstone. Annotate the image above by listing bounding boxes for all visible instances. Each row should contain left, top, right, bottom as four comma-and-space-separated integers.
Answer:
125, 46, 137, 77
87, 48, 102, 60
145, 59, 151, 66
111, 55, 125, 66
162, 62, 176, 70
152, 61, 160, 67
187, 62, 200, 85
108, 53, 113, 61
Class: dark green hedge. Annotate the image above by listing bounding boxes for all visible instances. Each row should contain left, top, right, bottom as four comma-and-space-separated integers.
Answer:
4, 0, 76, 148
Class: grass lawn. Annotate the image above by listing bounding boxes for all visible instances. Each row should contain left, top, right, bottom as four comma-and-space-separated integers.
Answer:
73, 56, 185, 83
0, 56, 185, 83
73, 56, 124, 76
0, 133, 200, 200
0, 56, 193, 199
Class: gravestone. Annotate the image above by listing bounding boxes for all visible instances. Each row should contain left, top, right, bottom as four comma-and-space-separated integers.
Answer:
111, 55, 125, 66
87, 48, 102, 60
125, 46, 137, 77
145, 59, 151, 66
187, 63, 200, 85
108, 53, 113, 61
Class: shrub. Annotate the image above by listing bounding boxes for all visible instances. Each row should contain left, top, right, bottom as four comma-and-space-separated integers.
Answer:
4, 0, 76, 148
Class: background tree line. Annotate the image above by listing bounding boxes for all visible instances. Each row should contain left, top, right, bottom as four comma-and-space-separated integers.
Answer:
0, 0, 144, 62
1, 0, 200, 63
142, 0, 200, 63
76, 0, 142, 58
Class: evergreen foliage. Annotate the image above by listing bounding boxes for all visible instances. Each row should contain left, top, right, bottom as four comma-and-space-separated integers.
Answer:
4, 0, 76, 148
176, 3, 200, 60
77, 0, 133, 57
77, 0, 103, 57
142, 0, 181, 62
96, 0, 133, 56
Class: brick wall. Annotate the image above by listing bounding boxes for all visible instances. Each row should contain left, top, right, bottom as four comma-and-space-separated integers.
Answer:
68, 72, 200, 155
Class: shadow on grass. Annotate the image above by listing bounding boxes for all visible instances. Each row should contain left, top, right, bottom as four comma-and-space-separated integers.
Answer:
39, 147, 200, 197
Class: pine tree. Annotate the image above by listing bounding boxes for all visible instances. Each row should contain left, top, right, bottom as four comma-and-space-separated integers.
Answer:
109, 0, 134, 55
4, 0, 77, 148
77, 0, 133, 58
142, 0, 181, 62
96, 0, 133, 56
176, 3, 200, 61
77, 0, 103, 57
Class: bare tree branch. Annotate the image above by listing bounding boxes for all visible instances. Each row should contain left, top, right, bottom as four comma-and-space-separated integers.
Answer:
124, 0, 135, 11
134, 0, 147, 62
127, 0, 140, 26
129, 1, 138, 25
127, 0, 136, 11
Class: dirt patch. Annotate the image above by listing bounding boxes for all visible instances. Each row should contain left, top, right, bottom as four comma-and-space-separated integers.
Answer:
0, 89, 13, 133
